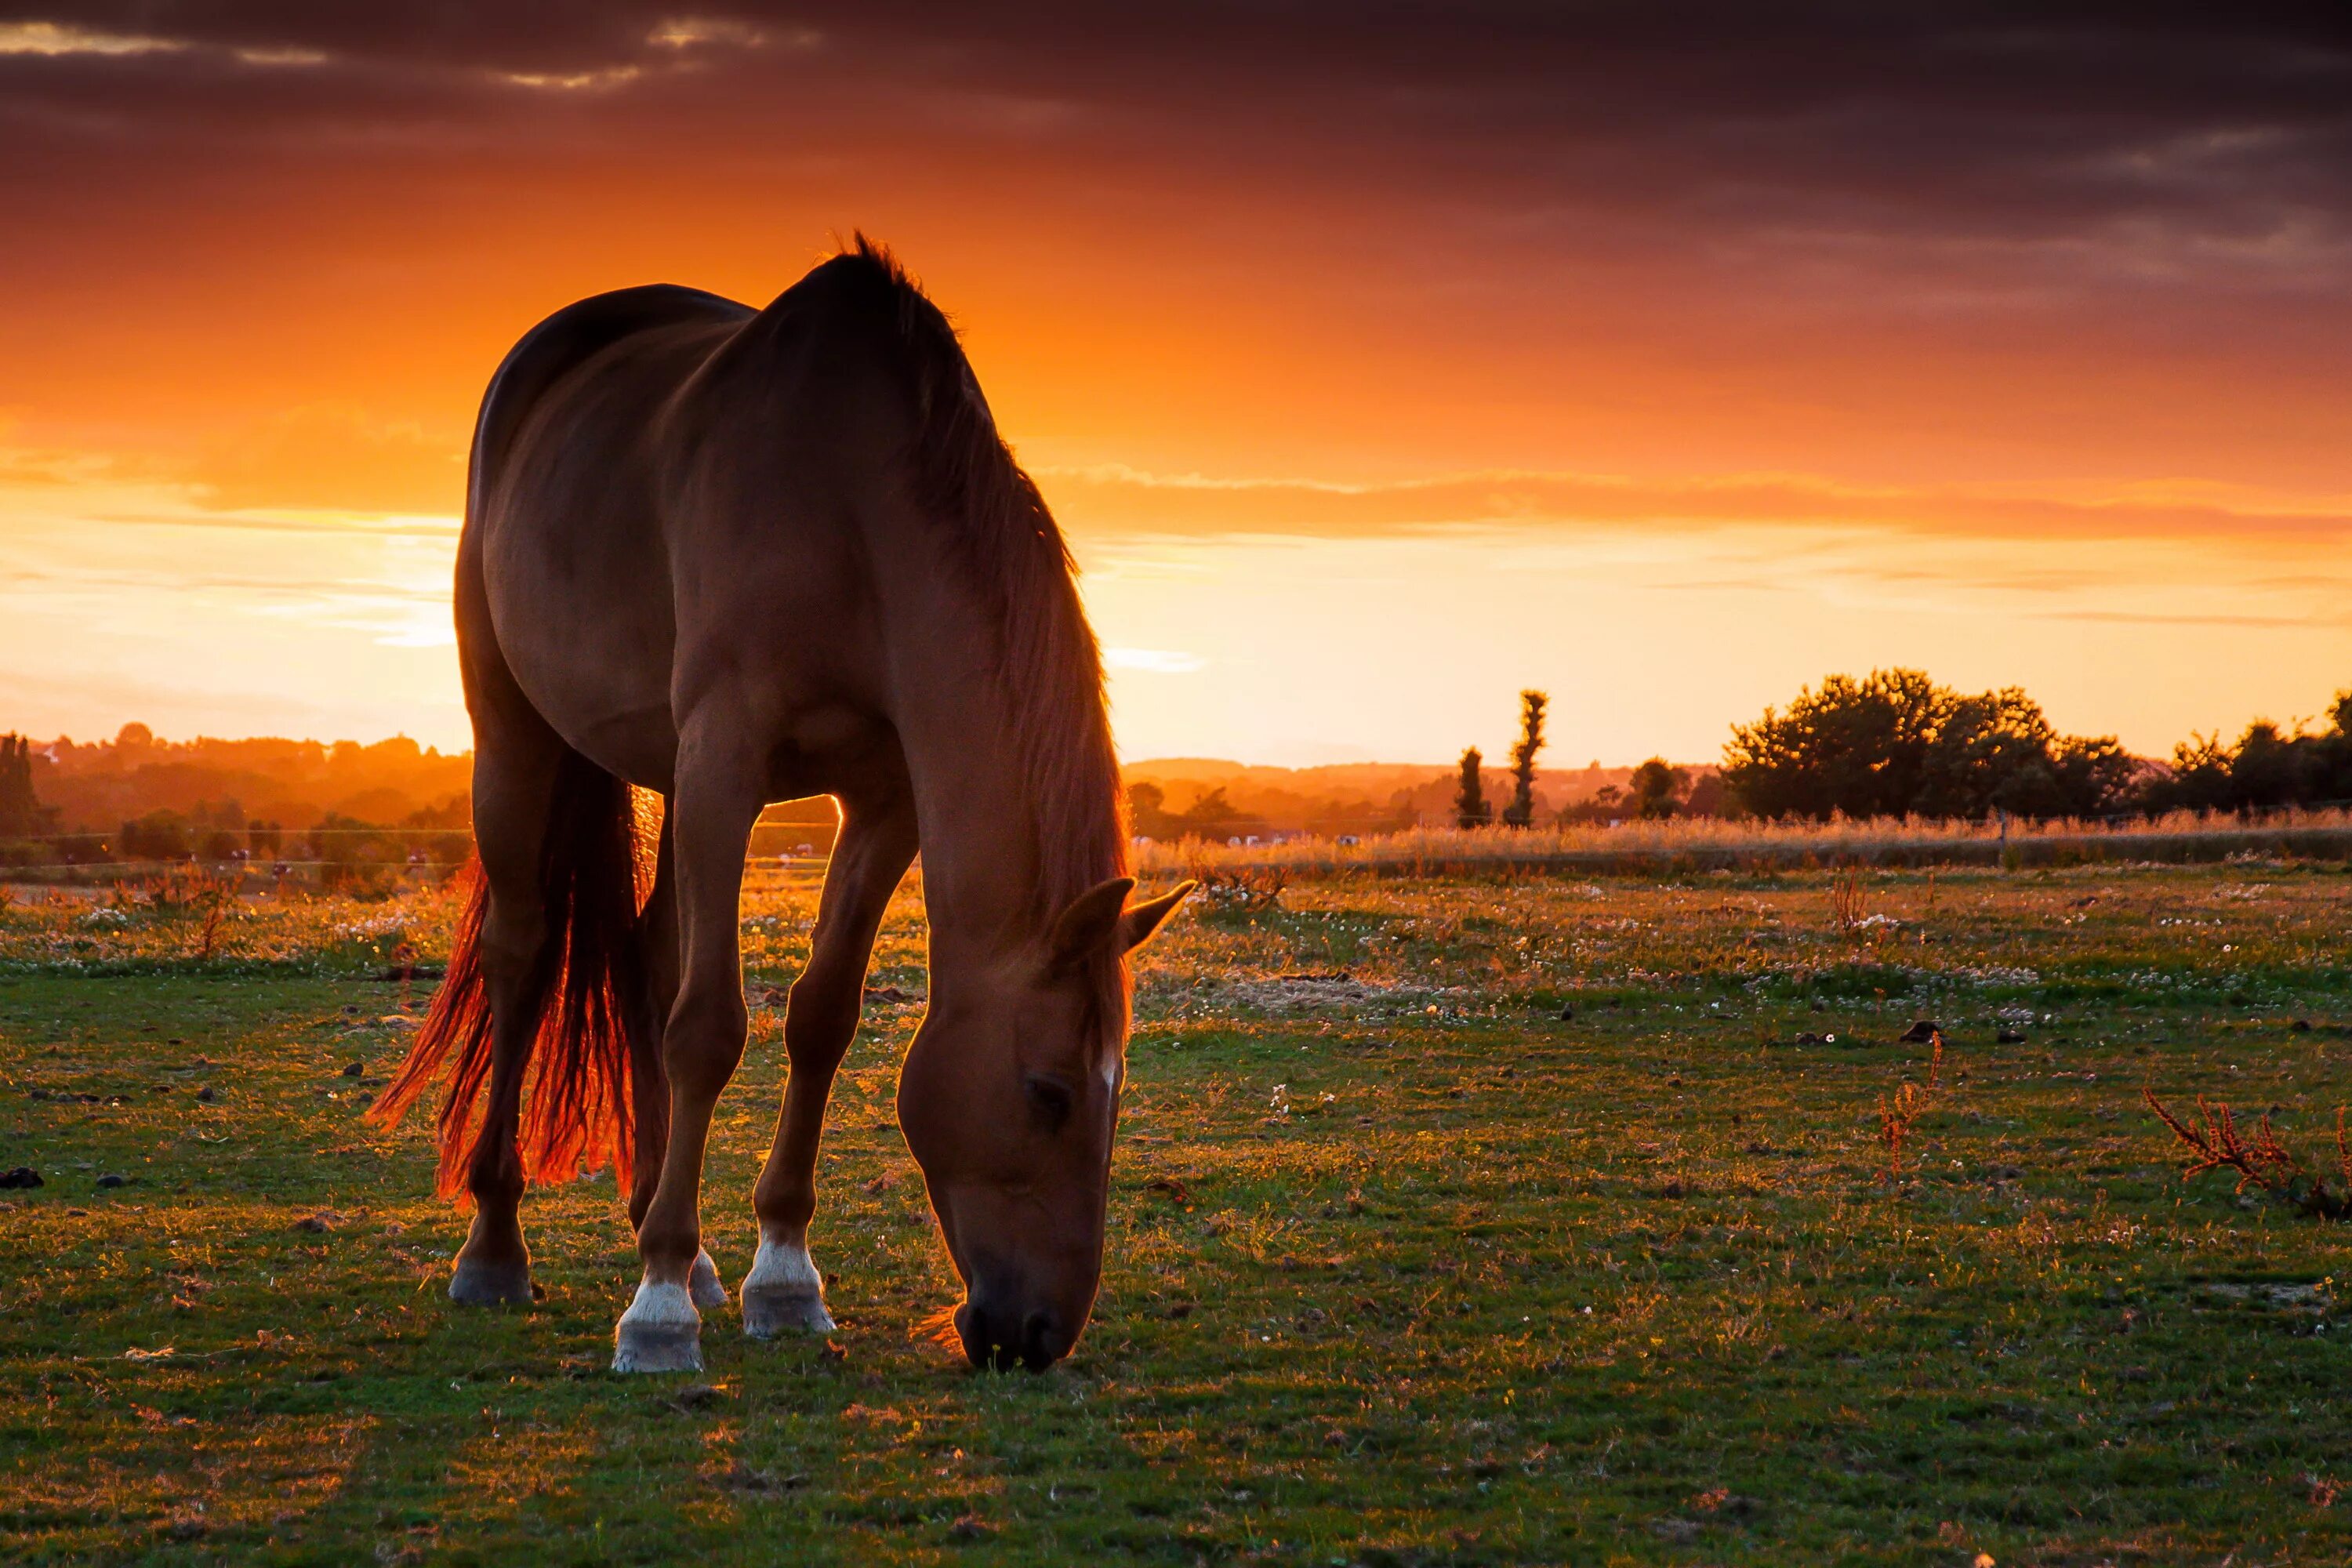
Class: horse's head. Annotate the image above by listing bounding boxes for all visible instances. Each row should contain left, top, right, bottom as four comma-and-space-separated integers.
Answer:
897, 876, 1192, 1370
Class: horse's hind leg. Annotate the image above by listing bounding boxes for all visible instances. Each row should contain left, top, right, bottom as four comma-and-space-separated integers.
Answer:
448, 728, 564, 1305
626, 808, 727, 1311
742, 793, 917, 1337
613, 727, 762, 1372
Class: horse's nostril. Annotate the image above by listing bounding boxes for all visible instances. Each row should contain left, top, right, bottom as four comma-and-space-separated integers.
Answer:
1019, 1308, 1065, 1370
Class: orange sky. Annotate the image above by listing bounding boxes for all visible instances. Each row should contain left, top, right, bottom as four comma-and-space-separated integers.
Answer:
4, 8, 2350, 764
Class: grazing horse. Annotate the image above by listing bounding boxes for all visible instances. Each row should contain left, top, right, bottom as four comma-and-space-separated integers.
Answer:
372, 239, 1191, 1373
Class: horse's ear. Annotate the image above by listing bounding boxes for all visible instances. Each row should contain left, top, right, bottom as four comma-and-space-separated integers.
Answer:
1050, 877, 1135, 970
1117, 880, 1196, 953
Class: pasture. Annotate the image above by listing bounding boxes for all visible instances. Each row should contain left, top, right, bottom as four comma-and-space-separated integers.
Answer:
2, 859, 2347, 1565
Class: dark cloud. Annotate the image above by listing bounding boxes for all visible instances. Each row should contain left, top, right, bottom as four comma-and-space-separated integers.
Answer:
5, 2, 2350, 268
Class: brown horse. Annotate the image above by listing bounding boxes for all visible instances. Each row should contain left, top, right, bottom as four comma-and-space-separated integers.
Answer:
371, 238, 1190, 1374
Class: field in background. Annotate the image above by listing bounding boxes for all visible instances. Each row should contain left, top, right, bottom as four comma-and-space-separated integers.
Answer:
1138, 807, 2352, 878
1, 858, 2348, 1563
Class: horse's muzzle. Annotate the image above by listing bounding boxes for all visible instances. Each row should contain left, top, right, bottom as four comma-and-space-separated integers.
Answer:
955, 1298, 1070, 1372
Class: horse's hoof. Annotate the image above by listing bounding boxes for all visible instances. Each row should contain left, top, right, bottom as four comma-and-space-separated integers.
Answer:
742, 1284, 836, 1338
740, 1238, 833, 1338
448, 1255, 532, 1306
612, 1280, 703, 1374
688, 1249, 728, 1312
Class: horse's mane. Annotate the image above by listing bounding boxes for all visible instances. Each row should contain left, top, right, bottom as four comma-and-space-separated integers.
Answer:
829, 236, 1131, 1021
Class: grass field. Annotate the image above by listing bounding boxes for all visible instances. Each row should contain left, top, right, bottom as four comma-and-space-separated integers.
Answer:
2, 859, 2348, 1565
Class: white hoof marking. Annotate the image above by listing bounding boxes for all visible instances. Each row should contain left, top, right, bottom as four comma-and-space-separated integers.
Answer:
612, 1279, 703, 1374
740, 1238, 834, 1338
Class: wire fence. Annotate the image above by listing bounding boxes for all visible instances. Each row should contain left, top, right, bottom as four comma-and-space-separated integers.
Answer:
10, 800, 2352, 891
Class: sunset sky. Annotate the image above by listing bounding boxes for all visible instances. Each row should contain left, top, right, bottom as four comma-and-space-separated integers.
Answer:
4, 5, 2350, 767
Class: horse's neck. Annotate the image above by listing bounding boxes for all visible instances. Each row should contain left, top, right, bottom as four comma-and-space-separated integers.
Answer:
874, 520, 1117, 975
908, 736, 1044, 968
887, 623, 1054, 971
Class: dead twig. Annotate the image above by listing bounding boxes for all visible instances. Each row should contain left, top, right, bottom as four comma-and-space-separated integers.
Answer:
2143, 1088, 2350, 1222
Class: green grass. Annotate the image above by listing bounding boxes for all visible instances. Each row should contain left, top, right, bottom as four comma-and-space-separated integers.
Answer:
1, 862, 2348, 1564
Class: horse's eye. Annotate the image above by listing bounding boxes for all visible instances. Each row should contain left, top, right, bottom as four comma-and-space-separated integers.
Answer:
1024, 1074, 1075, 1131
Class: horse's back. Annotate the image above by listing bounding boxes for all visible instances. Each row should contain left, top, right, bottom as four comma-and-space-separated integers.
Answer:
470, 285, 752, 510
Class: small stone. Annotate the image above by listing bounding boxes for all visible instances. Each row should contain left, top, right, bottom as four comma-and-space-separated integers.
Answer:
1996, 1028, 2027, 1044
1557, 1003, 1574, 1021
1794, 1031, 1828, 1046
719, 1461, 804, 1494
291, 1211, 341, 1233
194, 1087, 216, 1102
2290, 1018, 2312, 1033
1897, 1019, 1941, 1043
95, 1174, 129, 1189
340, 1061, 365, 1077
0, 1167, 42, 1189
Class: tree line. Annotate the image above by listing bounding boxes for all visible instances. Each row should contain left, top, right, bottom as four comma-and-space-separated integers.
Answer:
1722, 670, 2352, 822
1443, 671, 2352, 831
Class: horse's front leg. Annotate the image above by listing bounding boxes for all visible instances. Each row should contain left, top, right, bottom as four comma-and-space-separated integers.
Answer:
612, 734, 761, 1374
742, 794, 918, 1337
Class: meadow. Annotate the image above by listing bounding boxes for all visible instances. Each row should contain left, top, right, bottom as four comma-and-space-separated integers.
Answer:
1, 853, 2347, 1565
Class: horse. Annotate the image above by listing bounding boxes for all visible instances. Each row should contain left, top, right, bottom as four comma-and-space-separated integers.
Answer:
370, 238, 1192, 1374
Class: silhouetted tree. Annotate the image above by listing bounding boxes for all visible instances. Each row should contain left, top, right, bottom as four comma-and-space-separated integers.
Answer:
1126, 781, 1180, 840
0, 734, 55, 837
1501, 690, 1547, 827
1724, 668, 2136, 821
2136, 693, 2352, 815
1628, 757, 1688, 819
1454, 747, 1491, 829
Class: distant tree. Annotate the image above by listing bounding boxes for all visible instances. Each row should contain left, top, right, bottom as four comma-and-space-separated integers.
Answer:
120, 809, 192, 862
1627, 758, 1689, 819
1724, 668, 2135, 822
1682, 771, 1730, 818
2226, 720, 2303, 811
1126, 781, 1179, 840
2135, 694, 2352, 815
0, 734, 56, 837
115, 721, 154, 750
1454, 747, 1491, 829
1501, 691, 1548, 827
2156, 731, 2234, 813
1177, 787, 1246, 838
1722, 670, 1945, 820
2318, 691, 2352, 802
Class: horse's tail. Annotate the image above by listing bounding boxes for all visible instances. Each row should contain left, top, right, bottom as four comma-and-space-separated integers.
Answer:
369, 751, 653, 1202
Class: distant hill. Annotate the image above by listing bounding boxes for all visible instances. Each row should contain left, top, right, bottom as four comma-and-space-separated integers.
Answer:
27, 724, 470, 833
13, 726, 1716, 843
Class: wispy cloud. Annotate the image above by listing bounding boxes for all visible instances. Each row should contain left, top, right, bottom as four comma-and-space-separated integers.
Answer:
1040, 463, 2352, 549
0, 21, 184, 56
